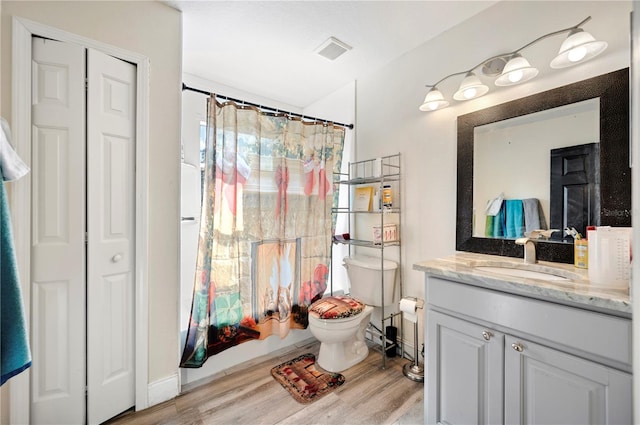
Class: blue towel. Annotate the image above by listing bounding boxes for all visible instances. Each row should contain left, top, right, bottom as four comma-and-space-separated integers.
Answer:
492, 203, 505, 237
505, 199, 524, 238
1, 181, 31, 385
1, 117, 29, 182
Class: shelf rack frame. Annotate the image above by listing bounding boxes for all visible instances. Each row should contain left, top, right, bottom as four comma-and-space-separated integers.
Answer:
330, 153, 403, 368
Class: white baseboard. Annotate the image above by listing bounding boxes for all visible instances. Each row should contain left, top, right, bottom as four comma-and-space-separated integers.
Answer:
400, 339, 425, 361
146, 373, 179, 409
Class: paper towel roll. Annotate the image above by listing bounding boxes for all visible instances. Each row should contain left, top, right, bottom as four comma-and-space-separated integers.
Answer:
400, 298, 418, 323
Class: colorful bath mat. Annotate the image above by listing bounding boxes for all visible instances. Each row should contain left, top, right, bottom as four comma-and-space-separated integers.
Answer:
270, 353, 345, 403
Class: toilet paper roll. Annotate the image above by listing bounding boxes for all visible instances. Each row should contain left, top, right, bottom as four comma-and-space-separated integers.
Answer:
400, 298, 418, 323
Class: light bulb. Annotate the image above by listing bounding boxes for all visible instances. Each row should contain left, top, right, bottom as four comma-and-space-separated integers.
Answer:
550, 28, 608, 69
419, 87, 449, 111
495, 55, 538, 87
508, 69, 524, 83
453, 72, 488, 101
568, 46, 587, 62
463, 88, 477, 99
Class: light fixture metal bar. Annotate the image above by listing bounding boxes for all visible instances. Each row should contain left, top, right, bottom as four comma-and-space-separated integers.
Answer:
426, 70, 470, 89
513, 16, 591, 54
425, 16, 593, 89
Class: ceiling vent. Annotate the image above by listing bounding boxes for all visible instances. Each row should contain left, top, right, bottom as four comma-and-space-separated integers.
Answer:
315, 37, 352, 60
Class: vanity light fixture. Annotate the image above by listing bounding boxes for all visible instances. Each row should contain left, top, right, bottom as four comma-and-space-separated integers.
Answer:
494, 54, 539, 86
419, 16, 607, 112
453, 72, 489, 100
550, 28, 608, 68
419, 87, 449, 111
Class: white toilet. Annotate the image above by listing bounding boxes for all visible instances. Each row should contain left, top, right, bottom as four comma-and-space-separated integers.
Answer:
308, 255, 398, 372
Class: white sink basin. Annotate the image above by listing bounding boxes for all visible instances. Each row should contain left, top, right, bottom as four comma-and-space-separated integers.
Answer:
475, 266, 570, 281
469, 259, 584, 282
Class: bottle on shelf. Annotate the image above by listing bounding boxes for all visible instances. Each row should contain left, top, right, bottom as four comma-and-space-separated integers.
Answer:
382, 185, 393, 208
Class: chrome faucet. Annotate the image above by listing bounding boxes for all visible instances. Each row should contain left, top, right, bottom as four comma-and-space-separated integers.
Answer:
515, 238, 537, 264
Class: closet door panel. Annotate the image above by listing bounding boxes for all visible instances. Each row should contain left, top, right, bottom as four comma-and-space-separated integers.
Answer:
86, 48, 136, 425
31, 37, 86, 425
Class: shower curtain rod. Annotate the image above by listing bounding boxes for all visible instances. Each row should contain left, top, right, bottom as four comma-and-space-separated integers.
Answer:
182, 83, 354, 130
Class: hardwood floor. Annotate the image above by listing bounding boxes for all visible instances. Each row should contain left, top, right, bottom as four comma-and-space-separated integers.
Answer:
106, 339, 424, 425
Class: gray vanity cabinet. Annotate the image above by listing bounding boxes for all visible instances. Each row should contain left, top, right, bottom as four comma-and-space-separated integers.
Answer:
425, 275, 632, 425
504, 335, 631, 424
427, 310, 504, 424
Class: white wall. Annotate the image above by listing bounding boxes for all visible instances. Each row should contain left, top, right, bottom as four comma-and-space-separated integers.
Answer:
355, 1, 631, 352
1, 0, 182, 412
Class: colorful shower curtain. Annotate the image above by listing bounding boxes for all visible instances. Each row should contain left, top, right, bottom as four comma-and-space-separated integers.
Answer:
180, 97, 345, 367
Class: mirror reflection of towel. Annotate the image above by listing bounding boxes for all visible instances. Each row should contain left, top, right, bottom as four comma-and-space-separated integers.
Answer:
522, 198, 547, 233
485, 193, 504, 216
492, 205, 505, 237
485, 215, 494, 237
505, 199, 524, 238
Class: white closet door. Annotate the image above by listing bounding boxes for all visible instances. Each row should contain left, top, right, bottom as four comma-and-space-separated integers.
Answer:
31, 37, 86, 424
86, 48, 136, 424
31, 39, 136, 424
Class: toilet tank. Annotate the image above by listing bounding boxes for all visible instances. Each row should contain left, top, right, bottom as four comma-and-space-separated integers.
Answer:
343, 255, 398, 307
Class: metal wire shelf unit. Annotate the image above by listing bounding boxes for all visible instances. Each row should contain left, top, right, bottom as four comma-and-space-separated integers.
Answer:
330, 153, 403, 369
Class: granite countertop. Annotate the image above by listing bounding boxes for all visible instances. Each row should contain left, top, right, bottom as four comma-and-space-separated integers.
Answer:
413, 252, 631, 318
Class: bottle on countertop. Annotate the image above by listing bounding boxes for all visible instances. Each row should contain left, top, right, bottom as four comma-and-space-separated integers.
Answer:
569, 226, 588, 269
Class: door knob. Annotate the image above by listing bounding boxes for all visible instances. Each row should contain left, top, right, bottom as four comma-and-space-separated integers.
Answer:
112, 254, 123, 263
511, 342, 524, 352
482, 330, 493, 341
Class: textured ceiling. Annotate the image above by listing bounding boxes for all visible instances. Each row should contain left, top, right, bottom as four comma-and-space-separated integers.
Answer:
165, 1, 498, 108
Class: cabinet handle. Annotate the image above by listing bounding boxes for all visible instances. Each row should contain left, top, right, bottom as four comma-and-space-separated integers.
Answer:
482, 330, 493, 341
511, 342, 524, 352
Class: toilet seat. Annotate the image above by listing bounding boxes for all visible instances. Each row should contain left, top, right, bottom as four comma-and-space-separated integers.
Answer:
307, 300, 373, 372
309, 296, 365, 321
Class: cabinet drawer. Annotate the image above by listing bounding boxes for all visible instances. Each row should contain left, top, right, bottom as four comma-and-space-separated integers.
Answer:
426, 276, 632, 369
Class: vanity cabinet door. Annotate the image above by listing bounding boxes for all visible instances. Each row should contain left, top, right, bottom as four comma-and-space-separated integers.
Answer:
504, 335, 632, 425
426, 310, 504, 425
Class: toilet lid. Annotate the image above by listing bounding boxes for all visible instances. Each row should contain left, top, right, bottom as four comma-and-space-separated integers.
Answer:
309, 296, 365, 320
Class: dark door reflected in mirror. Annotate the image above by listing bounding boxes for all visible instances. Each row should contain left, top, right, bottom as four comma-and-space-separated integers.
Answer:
550, 142, 599, 238
457, 68, 630, 264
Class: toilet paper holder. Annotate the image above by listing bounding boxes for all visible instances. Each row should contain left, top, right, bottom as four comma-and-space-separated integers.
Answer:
400, 296, 424, 310
400, 296, 424, 382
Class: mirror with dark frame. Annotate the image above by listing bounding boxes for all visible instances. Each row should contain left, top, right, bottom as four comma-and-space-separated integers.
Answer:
456, 68, 630, 264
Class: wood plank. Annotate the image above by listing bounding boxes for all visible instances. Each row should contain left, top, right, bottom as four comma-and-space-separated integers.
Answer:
105, 340, 423, 425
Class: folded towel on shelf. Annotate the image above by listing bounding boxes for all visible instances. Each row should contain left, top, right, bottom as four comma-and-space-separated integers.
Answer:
1, 181, 32, 385
522, 198, 547, 233
505, 199, 524, 238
